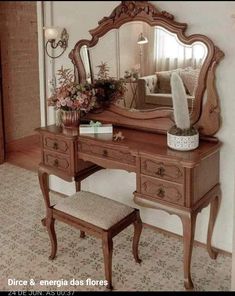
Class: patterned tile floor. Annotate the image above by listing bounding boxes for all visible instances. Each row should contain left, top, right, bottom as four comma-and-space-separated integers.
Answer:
0, 163, 231, 291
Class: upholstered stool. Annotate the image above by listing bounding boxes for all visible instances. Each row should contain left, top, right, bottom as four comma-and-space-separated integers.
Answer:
45, 191, 142, 290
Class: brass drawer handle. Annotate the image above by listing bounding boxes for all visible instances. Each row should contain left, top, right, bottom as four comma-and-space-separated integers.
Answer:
53, 142, 58, 150
53, 159, 59, 167
156, 167, 165, 177
157, 188, 165, 198
103, 150, 108, 157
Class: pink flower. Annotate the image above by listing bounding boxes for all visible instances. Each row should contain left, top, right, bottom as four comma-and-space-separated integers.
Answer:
61, 100, 67, 107
78, 98, 85, 104
57, 94, 64, 101
66, 100, 73, 108
56, 101, 61, 108
73, 100, 81, 109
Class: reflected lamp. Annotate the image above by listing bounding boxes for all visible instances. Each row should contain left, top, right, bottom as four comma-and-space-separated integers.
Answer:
137, 33, 148, 45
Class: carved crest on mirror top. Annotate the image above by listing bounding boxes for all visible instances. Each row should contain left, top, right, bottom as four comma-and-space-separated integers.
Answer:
69, 1, 224, 136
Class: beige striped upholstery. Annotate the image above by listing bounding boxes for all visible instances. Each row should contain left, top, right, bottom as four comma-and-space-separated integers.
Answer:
54, 191, 135, 230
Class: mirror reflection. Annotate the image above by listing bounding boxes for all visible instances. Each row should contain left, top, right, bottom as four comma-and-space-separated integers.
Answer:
80, 22, 208, 111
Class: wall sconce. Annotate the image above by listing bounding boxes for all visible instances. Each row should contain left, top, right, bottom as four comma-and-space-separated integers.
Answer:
44, 27, 69, 59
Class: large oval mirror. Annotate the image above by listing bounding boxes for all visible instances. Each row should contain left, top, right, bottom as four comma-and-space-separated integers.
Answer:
70, 1, 224, 135
80, 22, 208, 113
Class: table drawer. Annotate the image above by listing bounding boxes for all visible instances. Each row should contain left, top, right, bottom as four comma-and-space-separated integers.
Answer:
43, 135, 70, 155
141, 158, 183, 183
78, 142, 136, 165
44, 151, 72, 173
141, 175, 184, 206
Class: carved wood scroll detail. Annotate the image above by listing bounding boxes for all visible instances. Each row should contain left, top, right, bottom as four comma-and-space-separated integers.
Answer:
44, 137, 69, 154
142, 179, 183, 205
142, 160, 183, 182
78, 142, 136, 165
98, 1, 174, 25
197, 46, 225, 136
45, 154, 70, 170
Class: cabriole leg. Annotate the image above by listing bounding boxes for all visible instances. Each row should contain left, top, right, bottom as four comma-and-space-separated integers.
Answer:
181, 212, 197, 290
46, 211, 57, 260
207, 192, 221, 259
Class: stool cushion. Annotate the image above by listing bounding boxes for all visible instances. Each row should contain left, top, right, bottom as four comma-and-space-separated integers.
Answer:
54, 191, 135, 230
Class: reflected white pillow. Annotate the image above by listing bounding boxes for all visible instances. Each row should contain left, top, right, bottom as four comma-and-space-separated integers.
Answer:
180, 67, 200, 96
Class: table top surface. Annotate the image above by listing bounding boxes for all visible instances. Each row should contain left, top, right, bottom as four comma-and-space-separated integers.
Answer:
37, 125, 221, 166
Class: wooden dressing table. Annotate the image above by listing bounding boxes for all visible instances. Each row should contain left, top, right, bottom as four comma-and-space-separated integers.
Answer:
38, 1, 225, 290
37, 124, 221, 290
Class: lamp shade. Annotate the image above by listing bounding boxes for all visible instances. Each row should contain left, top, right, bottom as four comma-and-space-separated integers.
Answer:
44, 27, 59, 40
137, 33, 148, 45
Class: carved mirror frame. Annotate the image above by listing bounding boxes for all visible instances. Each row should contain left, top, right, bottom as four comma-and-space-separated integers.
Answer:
69, 1, 224, 136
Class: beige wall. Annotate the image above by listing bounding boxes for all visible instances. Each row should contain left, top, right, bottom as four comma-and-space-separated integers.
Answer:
232, 215, 235, 290
0, 1, 40, 143
41, 1, 235, 254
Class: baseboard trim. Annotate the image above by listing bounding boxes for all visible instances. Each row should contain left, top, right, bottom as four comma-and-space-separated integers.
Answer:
6, 134, 40, 152
143, 223, 231, 257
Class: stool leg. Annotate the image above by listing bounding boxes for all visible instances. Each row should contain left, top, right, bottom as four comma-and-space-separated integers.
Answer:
80, 231, 85, 238
133, 211, 142, 264
46, 213, 57, 260
102, 233, 113, 290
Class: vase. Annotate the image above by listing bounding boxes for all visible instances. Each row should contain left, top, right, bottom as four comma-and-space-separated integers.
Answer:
60, 110, 80, 128
167, 131, 199, 151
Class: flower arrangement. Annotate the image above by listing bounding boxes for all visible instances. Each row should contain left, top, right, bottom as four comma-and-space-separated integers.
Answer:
48, 67, 96, 114
124, 68, 140, 81
93, 62, 127, 109
48, 63, 127, 125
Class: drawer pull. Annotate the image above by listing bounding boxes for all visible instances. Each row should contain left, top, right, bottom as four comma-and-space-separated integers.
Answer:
156, 167, 165, 177
157, 188, 165, 198
53, 142, 58, 150
103, 150, 108, 157
53, 159, 59, 167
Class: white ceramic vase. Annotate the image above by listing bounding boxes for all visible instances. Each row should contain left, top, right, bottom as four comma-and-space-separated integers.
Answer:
167, 131, 199, 151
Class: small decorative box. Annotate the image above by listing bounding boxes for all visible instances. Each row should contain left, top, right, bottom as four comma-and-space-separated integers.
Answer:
79, 121, 113, 134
